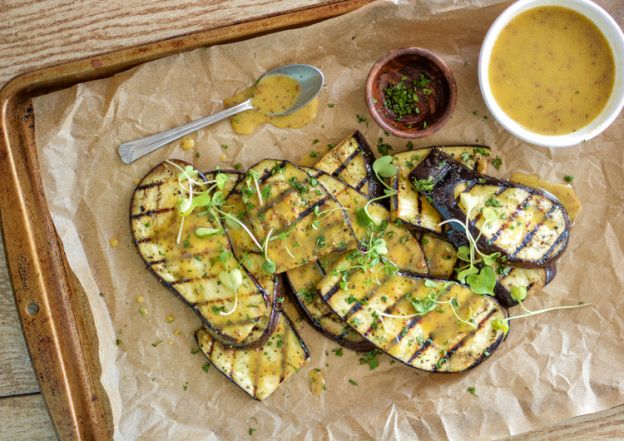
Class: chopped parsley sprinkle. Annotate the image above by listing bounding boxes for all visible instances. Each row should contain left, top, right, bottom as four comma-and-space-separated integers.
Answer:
356, 114, 368, 125
413, 177, 434, 192
376, 138, 393, 155
202, 363, 211, 372
492, 156, 503, 170
332, 347, 344, 357
467, 386, 478, 396
485, 197, 502, 207
348, 378, 359, 386
328, 102, 335, 108
564, 175, 574, 183
359, 350, 381, 370
248, 427, 256, 436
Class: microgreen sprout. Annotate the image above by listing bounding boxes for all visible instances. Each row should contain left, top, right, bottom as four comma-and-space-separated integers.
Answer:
218, 268, 243, 316
165, 161, 228, 244
248, 169, 264, 206
262, 228, 276, 274
357, 156, 398, 227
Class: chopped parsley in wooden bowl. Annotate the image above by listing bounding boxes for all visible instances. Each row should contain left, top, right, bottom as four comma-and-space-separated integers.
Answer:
365, 47, 457, 139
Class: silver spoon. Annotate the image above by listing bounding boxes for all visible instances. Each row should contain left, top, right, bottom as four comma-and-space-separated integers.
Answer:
118, 64, 324, 164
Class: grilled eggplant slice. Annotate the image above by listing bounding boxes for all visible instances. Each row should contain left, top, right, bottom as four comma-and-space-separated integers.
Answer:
285, 254, 374, 352
307, 168, 428, 274
131, 161, 275, 346
317, 252, 507, 372
494, 264, 557, 307
196, 312, 310, 401
223, 159, 357, 275
288, 169, 428, 346
284, 169, 426, 350
313, 131, 382, 198
421, 233, 457, 278
391, 146, 491, 233
409, 149, 570, 268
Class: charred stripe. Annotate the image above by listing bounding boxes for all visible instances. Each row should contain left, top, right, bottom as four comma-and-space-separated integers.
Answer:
485, 193, 534, 244
510, 203, 558, 257
136, 180, 165, 191
130, 207, 174, 219
331, 149, 360, 177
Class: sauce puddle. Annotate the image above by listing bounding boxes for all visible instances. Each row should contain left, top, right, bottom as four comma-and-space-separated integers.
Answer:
224, 74, 318, 135
510, 173, 582, 223
307, 368, 326, 396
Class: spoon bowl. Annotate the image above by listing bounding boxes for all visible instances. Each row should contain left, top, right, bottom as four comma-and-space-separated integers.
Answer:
118, 64, 323, 164
259, 64, 324, 116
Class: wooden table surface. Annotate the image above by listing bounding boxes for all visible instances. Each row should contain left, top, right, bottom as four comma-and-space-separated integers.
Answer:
0, 1, 622, 440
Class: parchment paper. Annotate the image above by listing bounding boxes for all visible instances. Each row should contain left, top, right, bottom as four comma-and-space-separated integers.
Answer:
32, 1, 624, 439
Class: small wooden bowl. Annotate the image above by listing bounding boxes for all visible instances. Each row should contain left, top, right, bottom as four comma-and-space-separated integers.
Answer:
365, 47, 457, 139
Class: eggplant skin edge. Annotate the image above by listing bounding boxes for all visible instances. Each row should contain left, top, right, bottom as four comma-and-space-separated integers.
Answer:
129, 161, 278, 349
282, 273, 376, 353
351, 130, 385, 200
194, 312, 311, 401
408, 149, 571, 269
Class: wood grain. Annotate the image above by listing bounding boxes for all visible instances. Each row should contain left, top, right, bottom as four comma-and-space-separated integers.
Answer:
0, 0, 333, 86
0, 393, 57, 441
0, 0, 622, 440
0, 234, 39, 398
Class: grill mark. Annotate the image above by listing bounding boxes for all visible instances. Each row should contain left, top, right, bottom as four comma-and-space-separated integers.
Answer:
331, 149, 360, 177
136, 180, 165, 191
279, 327, 289, 382
268, 196, 332, 239
136, 237, 153, 244
256, 183, 297, 217
484, 194, 534, 244
170, 274, 215, 285
316, 260, 326, 276
322, 283, 341, 301
344, 278, 389, 320
258, 160, 287, 185
148, 248, 222, 267
537, 229, 567, 261
195, 292, 265, 309
207, 338, 216, 358
510, 203, 558, 257
442, 308, 498, 366
407, 338, 432, 363
147, 258, 166, 266
415, 193, 422, 226
428, 301, 493, 372
307, 169, 322, 178
355, 176, 369, 191
384, 315, 423, 350
130, 207, 174, 219
471, 186, 508, 224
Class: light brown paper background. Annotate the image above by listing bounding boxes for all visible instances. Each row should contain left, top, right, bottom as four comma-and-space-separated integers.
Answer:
32, 1, 624, 439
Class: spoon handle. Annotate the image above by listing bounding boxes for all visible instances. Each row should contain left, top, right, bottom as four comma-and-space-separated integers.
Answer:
118, 99, 254, 164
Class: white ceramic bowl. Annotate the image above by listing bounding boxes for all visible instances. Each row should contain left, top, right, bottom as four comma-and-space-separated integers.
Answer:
478, 0, 624, 148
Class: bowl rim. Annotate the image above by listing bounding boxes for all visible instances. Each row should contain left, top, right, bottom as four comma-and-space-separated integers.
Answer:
478, 0, 624, 148
365, 47, 457, 139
